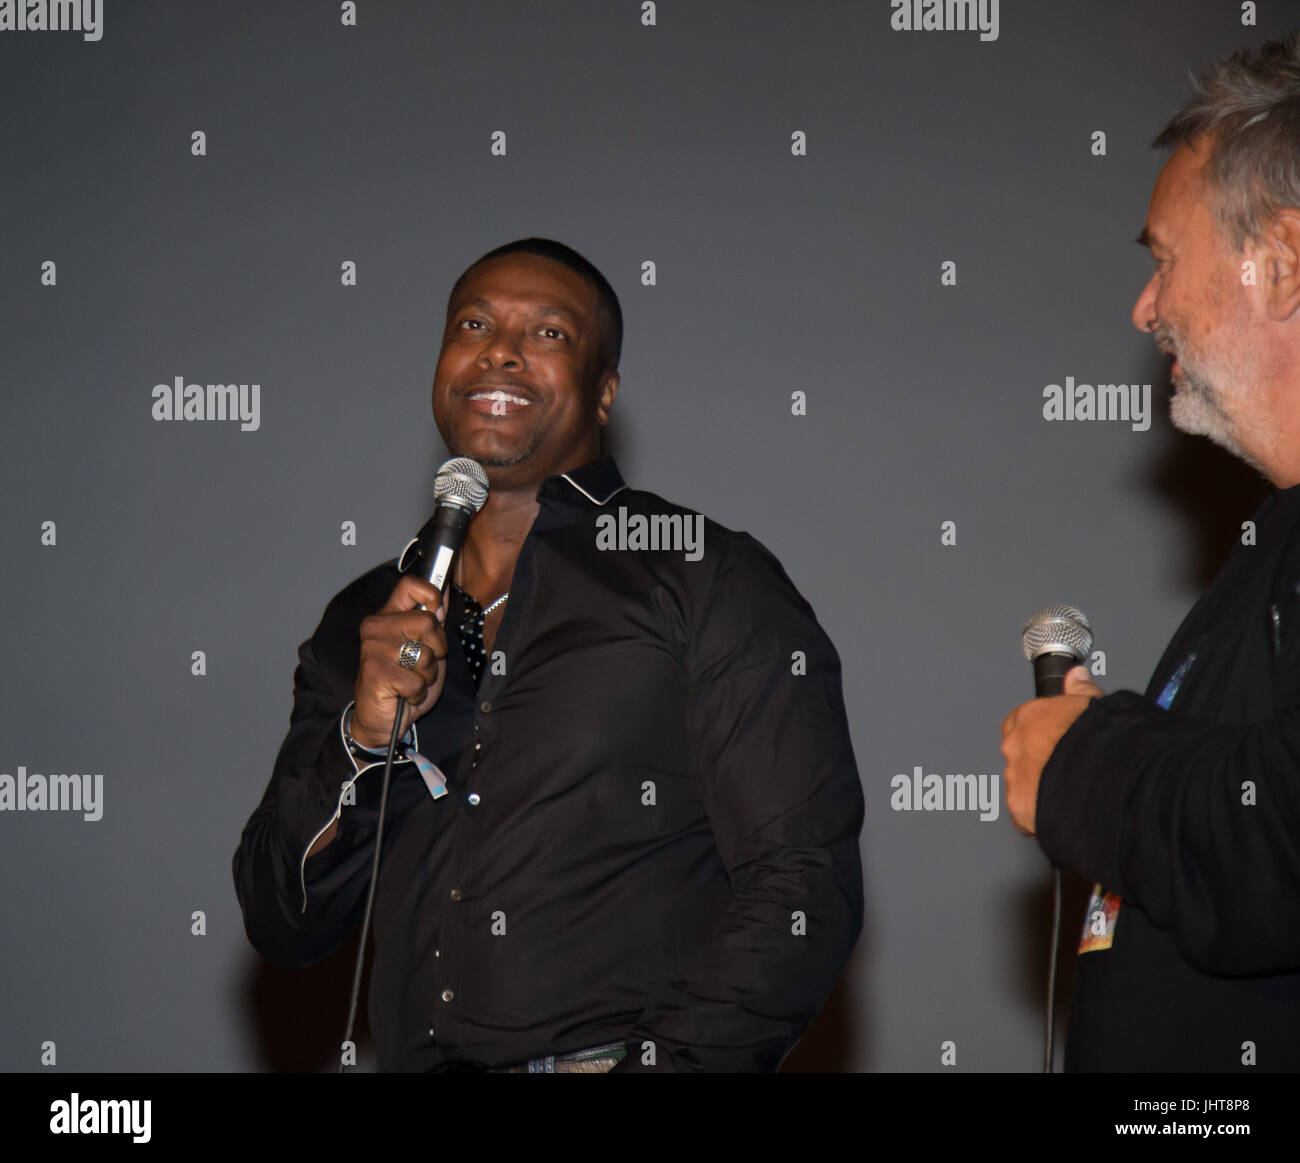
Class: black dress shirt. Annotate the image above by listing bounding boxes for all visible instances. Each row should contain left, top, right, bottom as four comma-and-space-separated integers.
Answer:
233, 457, 864, 1071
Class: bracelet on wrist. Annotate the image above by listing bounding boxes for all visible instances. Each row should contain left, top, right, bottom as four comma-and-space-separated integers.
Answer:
342, 702, 398, 758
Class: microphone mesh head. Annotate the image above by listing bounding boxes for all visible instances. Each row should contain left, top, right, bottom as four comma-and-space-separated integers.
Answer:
433, 457, 489, 514
1021, 603, 1093, 662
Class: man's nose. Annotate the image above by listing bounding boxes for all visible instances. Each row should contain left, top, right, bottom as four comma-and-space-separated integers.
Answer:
479, 327, 524, 367
1132, 274, 1158, 333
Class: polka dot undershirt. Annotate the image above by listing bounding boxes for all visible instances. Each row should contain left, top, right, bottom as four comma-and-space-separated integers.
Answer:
454, 586, 490, 687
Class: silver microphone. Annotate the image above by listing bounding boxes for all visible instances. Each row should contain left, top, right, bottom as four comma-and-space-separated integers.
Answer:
414, 457, 489, 595
1021, 604, 1093, 697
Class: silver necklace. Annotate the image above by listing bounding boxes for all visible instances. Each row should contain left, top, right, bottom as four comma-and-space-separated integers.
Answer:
458, 556, 509, 615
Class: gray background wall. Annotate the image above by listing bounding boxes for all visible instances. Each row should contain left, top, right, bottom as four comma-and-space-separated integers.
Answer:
0, 0, 1283, 1072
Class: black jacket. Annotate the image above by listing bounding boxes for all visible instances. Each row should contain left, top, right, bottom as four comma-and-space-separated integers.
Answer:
1039, 484, 1300, 1070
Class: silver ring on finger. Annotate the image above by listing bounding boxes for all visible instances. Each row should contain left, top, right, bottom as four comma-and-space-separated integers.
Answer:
398, 638, 424, 670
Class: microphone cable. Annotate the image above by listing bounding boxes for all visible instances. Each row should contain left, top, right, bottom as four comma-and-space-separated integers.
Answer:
1020, 604, 1093, 1075
333, 456, 486, 1071
1045, 865, 1061, 1073
337, 694, 410, 1073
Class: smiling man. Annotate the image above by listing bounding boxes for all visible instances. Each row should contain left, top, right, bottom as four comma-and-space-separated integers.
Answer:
1001, 35, 1300, 1071
233, 238, 864, 1073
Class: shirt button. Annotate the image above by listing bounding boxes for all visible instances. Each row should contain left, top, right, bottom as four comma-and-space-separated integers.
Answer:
427, 1028, 436, 1039
441, 988, 454, 1002
474, 742, 482, 751
434, 949, 440, 958
450, 888, 462, 901
480, 700, 492, 713
468, 793, 481, 806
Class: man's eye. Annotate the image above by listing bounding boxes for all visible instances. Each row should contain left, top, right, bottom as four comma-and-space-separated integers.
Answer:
460, 319, 484, 330
540, 327, 566, 340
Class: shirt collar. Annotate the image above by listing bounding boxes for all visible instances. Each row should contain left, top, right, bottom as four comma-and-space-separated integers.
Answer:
398, 457, 627, 572
542, 456, 628, 508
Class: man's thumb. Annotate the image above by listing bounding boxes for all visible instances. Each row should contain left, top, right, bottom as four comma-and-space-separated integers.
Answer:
1064, 665, 1105, 699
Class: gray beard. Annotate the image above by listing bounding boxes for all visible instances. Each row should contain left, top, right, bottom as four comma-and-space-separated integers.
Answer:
1169, 367, 1271, 476
1169, 369, 1243, 455
1155, 320, 1254, 467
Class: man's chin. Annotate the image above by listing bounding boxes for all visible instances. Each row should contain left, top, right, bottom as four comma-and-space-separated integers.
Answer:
469, 451, 530, 469
1170, 399, 1215, 440
444, 431, 541, 472
1170, 393, 1250, 462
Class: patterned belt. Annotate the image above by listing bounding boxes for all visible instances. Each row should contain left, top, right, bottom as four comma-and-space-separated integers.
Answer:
500, 1041, 627, 1074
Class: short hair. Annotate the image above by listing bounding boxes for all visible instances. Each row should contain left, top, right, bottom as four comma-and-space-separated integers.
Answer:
448, 238, 623, 372
1153, 31, 1300, 249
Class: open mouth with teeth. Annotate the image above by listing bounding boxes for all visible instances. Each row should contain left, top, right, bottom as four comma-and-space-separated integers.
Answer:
467, 389, 533, 415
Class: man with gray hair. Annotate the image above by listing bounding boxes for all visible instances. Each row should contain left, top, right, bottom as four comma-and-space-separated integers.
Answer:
1001, 33, 1300, 1070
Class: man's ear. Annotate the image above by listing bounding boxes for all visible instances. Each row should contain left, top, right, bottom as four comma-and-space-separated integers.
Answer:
1260, 209, 1300, 322
595, 370, 620, 425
